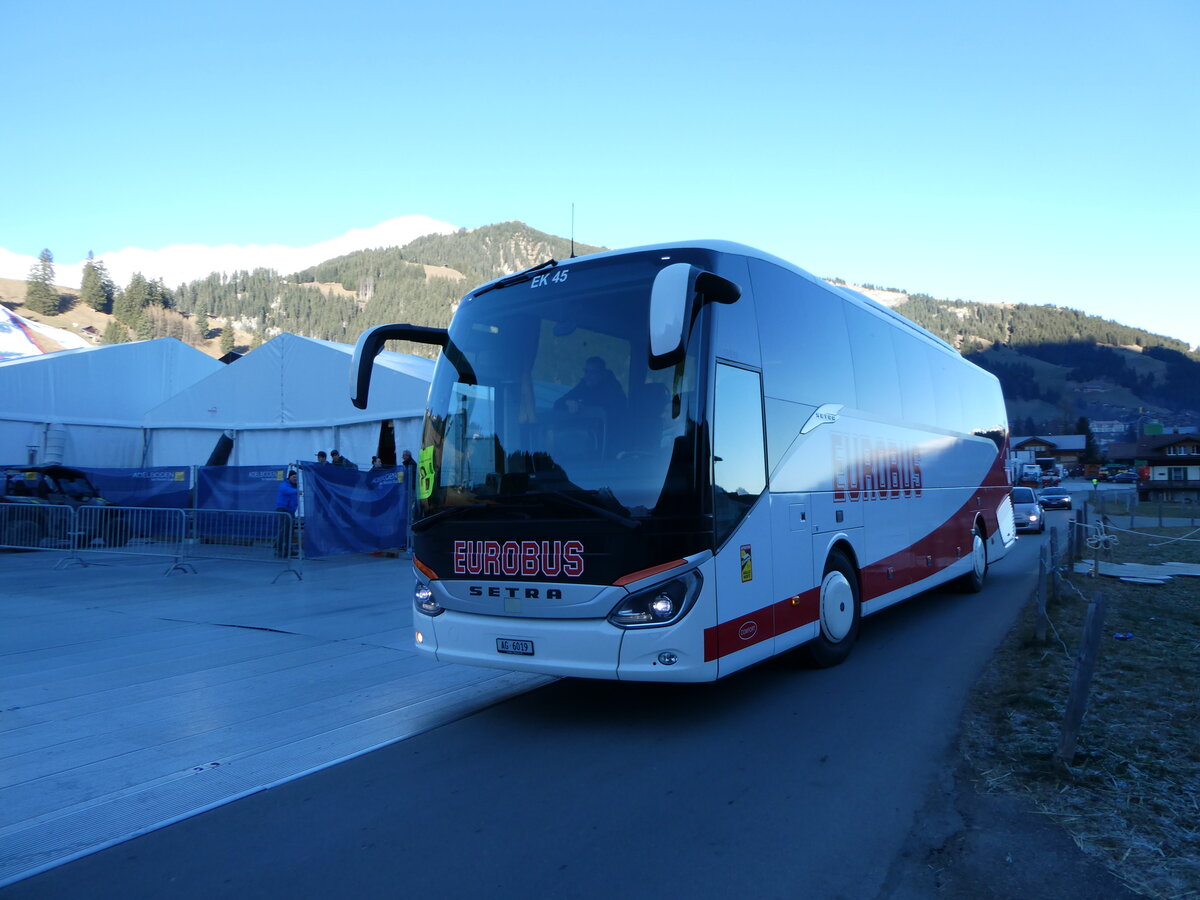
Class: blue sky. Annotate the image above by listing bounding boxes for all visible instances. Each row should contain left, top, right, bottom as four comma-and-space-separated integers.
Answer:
2, 0, 1197, 347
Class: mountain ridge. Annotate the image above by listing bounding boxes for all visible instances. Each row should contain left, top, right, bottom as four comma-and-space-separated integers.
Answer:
2, 222, 1196, 430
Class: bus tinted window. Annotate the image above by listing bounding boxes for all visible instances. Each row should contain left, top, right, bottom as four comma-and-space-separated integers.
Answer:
845, 303, 902, 419
750, 260, 855, 405
960, 365, 1008, 449
891, 329, 938, 427
928, 347, 965, 433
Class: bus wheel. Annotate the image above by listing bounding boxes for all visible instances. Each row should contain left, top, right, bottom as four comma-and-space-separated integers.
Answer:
803, 549, 861, 668
958, 525, 988, 593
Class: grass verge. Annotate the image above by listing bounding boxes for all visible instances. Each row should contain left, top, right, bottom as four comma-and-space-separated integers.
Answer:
961, 525, 1200, 899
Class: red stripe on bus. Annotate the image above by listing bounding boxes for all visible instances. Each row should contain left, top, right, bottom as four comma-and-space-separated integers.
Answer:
613, 558, 688, 587
702, 481, 1008, 662
413, 555, 439, 580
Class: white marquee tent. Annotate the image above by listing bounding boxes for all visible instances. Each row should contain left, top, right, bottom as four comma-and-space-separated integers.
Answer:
141, 333, 434, 467
0, 338, 223, 466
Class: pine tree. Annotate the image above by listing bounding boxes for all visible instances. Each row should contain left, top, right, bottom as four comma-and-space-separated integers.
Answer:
219, 320, 235, 355
25, 249, 60, 315
101, 320, 130, 344
193, 300, 209, 338
114, 273, 150, 324
79, 252, 116, 313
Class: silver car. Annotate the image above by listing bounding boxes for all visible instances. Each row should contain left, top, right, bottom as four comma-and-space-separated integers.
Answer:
1011, 486, 1044, 534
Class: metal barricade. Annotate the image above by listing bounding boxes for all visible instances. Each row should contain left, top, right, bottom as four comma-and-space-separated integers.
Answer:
5, 505, 301, 579
184, 509, 301, 579
0, 503, 76, 551
71, 505, 188, 564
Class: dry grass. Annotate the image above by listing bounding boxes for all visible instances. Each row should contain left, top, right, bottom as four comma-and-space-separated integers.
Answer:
962, 525, 1200, 899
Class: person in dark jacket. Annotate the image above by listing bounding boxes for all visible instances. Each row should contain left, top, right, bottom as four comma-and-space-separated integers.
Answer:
554, 356, 626, 419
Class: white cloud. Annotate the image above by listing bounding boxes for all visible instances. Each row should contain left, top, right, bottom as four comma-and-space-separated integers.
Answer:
0, 215, 460, 290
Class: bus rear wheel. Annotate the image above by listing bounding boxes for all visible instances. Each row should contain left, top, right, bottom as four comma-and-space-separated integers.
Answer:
802, 549, 861, 668
958, 525, 988, 593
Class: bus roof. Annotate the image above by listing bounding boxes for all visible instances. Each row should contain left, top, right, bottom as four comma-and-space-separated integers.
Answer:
465, 240, 961, 358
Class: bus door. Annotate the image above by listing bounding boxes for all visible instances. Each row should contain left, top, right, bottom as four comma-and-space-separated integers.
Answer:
709, 362, 774, 676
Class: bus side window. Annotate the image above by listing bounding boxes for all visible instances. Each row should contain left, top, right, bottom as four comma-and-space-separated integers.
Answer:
845, 304, 902, 419
750, 260, 854, 407
892, 330, 937, 427
928, 348, 966, 433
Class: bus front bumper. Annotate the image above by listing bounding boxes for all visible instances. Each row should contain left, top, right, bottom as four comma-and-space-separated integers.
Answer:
413, 609, 718, 682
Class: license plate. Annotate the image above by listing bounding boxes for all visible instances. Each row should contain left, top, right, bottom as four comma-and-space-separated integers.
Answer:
496, 638, 534, 656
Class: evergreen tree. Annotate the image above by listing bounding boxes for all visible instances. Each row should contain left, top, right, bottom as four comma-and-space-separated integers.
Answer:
25, 249, 59, 315
79, 252, 116, 313
101, 320, 130, 344
193, 300, 209, 338
219, 320, 235, 355
114, 273, 150, 324
1076, 416, 1101, 464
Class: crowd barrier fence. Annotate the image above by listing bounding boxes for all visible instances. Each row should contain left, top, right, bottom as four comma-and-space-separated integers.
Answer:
1, 504, 301, 579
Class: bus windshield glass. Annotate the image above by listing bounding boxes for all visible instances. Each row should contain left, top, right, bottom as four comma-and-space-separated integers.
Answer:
419, 253, 706, 527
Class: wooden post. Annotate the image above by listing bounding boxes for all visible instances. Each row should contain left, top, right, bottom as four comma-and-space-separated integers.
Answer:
1035, 546, 1048, 642
1056, 591, 1109, 763
1049, 527, 1060, 605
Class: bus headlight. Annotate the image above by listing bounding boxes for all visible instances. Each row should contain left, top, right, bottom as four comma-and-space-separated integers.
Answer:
609, 570, 702, 628
415, 581, 443, 616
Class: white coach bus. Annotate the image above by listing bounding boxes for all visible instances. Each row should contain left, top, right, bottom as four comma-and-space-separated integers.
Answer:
352, 241, 1015, 681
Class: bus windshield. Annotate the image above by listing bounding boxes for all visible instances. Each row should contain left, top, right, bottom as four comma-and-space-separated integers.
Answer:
419, 253, 705, 528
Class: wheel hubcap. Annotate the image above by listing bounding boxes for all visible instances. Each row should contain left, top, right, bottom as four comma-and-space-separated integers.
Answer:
820, 570, 854, 642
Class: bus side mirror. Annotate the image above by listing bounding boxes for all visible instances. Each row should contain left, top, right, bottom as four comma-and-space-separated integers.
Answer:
649, 264, 741, 370
351, 323, 449, 409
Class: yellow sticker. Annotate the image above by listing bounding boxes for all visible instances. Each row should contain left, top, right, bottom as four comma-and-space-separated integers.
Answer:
740, 544, 753, 582
418, 446, 436, 500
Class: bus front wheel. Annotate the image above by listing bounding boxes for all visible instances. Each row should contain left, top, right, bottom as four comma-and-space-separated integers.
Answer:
803, 549, 861, 668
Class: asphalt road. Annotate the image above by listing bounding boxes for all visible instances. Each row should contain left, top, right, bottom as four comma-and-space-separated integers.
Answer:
5, 534, 1048, 900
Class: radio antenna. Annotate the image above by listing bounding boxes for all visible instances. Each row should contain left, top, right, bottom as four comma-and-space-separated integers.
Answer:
570, 203, 576, 258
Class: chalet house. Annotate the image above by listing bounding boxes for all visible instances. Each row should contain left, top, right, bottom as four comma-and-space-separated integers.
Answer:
1106, 434, 1200, 502
1009, 434, 1087, 469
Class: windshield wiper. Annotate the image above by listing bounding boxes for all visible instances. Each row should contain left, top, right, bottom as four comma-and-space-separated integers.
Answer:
473, 259, 558, 297
412, 503, 498, 532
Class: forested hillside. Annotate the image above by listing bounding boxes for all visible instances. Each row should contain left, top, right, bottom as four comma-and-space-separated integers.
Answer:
12, 220, 1194, 428
170, 222, 603, 356
891, 293, 1200, 421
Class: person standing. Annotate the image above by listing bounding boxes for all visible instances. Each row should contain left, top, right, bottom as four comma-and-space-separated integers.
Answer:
316, 451, 329, 464
274, 469, 299, 558
331, 449, 355, 468
400, 449, 418, 552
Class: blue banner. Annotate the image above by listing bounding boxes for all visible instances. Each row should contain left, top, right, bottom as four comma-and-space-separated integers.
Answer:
197, 466, 291, 511
302, 464, 409, 558
80, 466, 193, 509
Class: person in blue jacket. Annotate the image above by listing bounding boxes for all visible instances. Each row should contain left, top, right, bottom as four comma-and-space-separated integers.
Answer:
274, 469, 299, 557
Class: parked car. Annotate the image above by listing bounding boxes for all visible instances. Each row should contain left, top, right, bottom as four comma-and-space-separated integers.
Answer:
1038, 488, 1073, 510
0, 465, 126, 549
1010, 486, 1044, 534
1110, 472, 1139, 484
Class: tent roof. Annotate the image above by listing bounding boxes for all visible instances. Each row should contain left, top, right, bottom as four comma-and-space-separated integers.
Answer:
0, 337, 224, 426
142, 333, 433, 429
